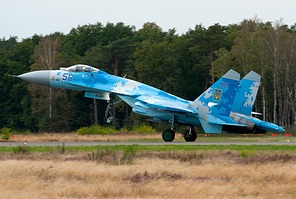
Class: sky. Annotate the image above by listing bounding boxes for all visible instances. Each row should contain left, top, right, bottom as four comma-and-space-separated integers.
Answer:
1, 0, 296, 40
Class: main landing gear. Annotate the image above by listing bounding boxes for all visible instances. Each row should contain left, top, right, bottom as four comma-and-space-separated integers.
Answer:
161, 115, 197, 142
162, 115, 176, 142
162, 129, 175, 142
162, 126, 197, 142
184, 126, 197, 142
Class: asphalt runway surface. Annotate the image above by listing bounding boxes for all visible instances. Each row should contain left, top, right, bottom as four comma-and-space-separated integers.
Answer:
0, 141, 295, 147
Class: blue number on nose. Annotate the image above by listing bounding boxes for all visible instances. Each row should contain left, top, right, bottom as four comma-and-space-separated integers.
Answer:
62, 73, 68, 81
68, 74, 73, 81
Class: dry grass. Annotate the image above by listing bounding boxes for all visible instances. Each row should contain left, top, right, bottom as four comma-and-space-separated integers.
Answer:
1, 151, 296, 199
7, 132, 295, 143
7, 133, 169, 142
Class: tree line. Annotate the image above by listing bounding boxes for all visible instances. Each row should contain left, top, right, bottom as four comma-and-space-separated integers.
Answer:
1, 19, 296, 132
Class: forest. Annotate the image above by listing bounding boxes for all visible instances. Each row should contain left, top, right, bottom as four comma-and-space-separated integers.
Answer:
1, 18, 296, 132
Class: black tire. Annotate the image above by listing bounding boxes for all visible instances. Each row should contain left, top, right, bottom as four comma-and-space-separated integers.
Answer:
184, 129, 197, 142
162, 129, 175, 142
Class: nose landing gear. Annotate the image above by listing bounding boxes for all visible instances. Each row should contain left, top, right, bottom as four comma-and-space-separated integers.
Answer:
104, 94, 118, 124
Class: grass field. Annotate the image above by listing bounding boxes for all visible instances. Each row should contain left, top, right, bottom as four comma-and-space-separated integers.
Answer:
1, 150, 296, 199
5, 132, 296, 143
1, 133, 296, 198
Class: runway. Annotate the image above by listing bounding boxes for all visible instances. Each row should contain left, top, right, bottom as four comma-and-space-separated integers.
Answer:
0, 141, 295, 147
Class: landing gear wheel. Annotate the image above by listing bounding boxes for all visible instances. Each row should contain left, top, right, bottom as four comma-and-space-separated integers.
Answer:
184, 128, 197, 142
162, 129, 175, 142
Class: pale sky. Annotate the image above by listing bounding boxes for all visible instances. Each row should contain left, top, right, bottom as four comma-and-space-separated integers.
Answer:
1, 0, 296, 40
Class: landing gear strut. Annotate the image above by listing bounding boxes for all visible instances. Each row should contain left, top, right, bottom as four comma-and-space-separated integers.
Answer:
104, 94, 116, 123
162, 115, 176, 142
184, 126, 197, 142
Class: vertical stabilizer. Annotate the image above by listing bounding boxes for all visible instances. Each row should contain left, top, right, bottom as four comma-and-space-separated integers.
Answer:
190, 69, 240, 134
232, 71, 261, 116
190, 69, 240, 117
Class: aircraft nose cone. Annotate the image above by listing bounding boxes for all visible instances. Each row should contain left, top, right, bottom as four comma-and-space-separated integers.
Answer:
18, 70, 51, 86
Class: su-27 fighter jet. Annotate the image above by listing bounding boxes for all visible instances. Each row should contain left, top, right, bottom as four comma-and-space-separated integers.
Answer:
223, 71, 285, 134
17, 64, 283, 142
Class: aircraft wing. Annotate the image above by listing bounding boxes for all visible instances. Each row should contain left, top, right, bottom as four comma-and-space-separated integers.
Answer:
135, 95, 196, 114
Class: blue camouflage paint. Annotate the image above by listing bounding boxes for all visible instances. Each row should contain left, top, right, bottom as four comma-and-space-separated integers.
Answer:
190, 70, 240, 117
230, 71, 285, 133
49, 65, 243, 133
18, 65, 285, 134
232, 71, 260, 116
22, 65, 285, 134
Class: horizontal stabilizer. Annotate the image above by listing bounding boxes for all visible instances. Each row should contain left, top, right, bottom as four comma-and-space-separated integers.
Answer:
199, 118, 222, 134
205, 114, 246, 126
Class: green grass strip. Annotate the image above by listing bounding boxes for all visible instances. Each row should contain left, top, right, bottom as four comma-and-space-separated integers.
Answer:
0, 144, 295, 153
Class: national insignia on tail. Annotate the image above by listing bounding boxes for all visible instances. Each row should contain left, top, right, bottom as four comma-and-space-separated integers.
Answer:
213, 89, 222, 101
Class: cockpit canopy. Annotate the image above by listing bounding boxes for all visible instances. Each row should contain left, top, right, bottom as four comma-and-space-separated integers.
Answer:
59, 64, 99, 72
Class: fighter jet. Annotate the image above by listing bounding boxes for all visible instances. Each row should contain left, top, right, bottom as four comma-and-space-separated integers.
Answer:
223, 71, 285, 133
18, 64, 245, 142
